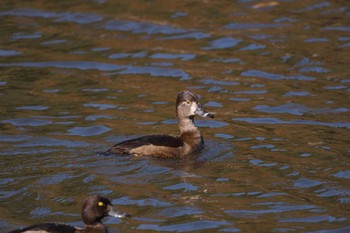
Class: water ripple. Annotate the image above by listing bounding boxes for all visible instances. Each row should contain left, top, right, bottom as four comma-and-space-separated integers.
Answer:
137, 220, 229, 232
241, 70, 315, 81
332, 171, 350, 179
225, 22, 289, 30
200, 78, 239, 86
293, 178, 323, 188
150, 53, 196, 61
159, 206, 204, 217
114, 196, 172, 207
0, 49, 21, 56
307, 226, 350, 233
37, 173, 75, 185
16, 137, 91, 148
162, 31, 211, 40
15, 106, 49, 111
240, 43, 266, 51
102, 19, 186, 35
233, 117, 350, 129
0, 8, 103, 24
163, 182, 199, 192
322, 26, 350, 32
67, 125, 112, 136
253, 102, 348, 116
296, 1, 331, 13
0, 61, 190, 80
203, 37, 242, 50
226, 203, 318, 217
2, 118, 52, 127
83, 103, 117, 110
280, 215, 343, 223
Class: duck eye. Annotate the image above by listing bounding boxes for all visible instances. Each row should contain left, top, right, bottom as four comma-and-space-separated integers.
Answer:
97, 202, 104, 207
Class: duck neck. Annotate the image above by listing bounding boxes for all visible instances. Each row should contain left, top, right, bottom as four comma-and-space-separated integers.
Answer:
178, 116, 197, 133
178, 116, 203, 144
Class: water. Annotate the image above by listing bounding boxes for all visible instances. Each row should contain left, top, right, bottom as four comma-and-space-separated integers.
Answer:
0, 0, 349, 232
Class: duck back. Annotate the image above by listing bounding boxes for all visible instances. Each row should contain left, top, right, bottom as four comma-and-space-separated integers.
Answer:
106, 135, 184, 158
8, 223, 78, 233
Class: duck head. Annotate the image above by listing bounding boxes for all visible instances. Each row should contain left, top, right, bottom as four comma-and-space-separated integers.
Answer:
82, 195, 130, 225
176, 90, 214, 119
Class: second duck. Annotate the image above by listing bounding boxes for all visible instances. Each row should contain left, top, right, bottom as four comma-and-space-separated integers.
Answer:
105, 90, 214, 158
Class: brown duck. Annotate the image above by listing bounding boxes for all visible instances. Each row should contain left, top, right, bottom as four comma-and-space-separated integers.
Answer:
105, 90, 214, 158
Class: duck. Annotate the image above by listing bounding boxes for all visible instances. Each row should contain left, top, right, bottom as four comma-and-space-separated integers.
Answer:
104, 90, 214, 158
8, 195, 130, 233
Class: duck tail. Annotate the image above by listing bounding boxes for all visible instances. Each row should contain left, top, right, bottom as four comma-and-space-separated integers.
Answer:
96, 149, 113, 156
97, 147, 130, 156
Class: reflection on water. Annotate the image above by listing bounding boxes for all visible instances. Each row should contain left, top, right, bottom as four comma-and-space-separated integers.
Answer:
0, 0, 350, 232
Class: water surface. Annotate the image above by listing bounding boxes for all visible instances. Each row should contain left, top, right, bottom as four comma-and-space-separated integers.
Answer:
0, 0, 349, 232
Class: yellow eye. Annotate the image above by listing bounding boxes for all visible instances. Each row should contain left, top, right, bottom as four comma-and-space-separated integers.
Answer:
98, 202, 104, 207
184, 100, 191, 105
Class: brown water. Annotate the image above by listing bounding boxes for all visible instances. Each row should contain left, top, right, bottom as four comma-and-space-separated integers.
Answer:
0, 0, 350, 232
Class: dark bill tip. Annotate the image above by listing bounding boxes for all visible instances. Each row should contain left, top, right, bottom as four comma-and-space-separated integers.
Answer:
204, 112, 214, 118
195, 107, 214, 118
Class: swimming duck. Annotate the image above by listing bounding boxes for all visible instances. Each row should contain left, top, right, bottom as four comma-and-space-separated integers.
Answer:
8, 195, 130, 233
105, 90, 214, 158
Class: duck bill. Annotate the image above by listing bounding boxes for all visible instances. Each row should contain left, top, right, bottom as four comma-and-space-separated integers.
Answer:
195, 104, 214, 118
107, 206, 131, 218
